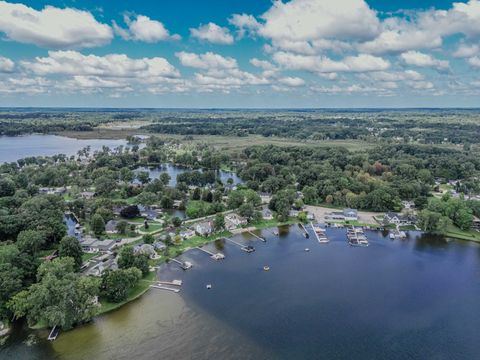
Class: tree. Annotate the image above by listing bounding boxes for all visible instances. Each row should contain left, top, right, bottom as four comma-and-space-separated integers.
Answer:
160, 196, 174, 209
58, 236, 84, 271
159, 172, 171, 186
417, 210, 441, 232
120, 205, 140, 219
142, 234, 155, 244
116, 220, 128, 235
238, 203, 255, 221
100, 268, 141, 303
90, 214, 105, 236
8, 257, 100, 330
94, 176, 117, 195
192, 187, 201, 200
214, 214, 225, 230
136, 171, 151, 185
0, 177, 16, 197
118, 246, 149, 276
172, 216, 182, 227
16, 230, 46, 255
227, 190, 244, 209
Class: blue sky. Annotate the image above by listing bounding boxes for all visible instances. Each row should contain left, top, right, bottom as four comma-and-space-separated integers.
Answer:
0, 0, 480, 107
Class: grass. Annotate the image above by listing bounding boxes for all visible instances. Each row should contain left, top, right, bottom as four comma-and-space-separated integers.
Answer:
140, 223, 163, 233
444, 225, 480, 242
82, 252, 97, 262
98, 271, 156, 315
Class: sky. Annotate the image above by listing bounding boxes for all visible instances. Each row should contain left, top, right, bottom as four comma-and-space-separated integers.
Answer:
0, 0, 480, 108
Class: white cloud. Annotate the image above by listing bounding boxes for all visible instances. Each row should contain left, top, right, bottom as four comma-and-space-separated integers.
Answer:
400, 51, 449, 72
229, 14, 260, 38
190, 22, 234, 44
22, 51, 179, 78
0, 1, 112, 48
468, 56, 480, 67
176, 51, 237, 70
453, 43, 479, 58
273, 52, 390, 73
0, 56, 14, 72
278, 76, 305, 87
113, 14, 179, 42
259, 0, 380, 43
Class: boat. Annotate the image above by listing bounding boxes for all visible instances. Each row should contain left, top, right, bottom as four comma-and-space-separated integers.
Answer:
263, 266, 270, 271
241, 245, 255, 253
304, 248, 310, 252
206, 284, 212, 289
389, 233, 395, 239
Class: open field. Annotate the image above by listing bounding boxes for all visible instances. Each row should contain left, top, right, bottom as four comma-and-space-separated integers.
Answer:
304, 205, 382, 225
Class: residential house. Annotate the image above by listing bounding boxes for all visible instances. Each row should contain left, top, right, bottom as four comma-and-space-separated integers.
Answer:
195, 221, 213, 236
343, 208, 358, 221
383, 212, 416, 226
80, 191, 95, 199
105, 220, 118, 234
134, 244, 157, 259
262, 207, 273, 220
180, 229, 196, 239
225, 213, 247, 230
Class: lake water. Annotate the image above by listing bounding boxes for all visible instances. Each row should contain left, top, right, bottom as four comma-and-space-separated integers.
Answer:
0, 135, 129, 163
135, 164, 243, 187
2, 227, 480, 359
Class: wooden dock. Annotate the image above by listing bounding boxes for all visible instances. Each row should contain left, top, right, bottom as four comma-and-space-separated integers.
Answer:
224, 238, 255, 253
48, 326, 60, 341
196, 247, 225, 260
150, 285, 180, 293
247, 230, 266, 242
310, 222, 330, 243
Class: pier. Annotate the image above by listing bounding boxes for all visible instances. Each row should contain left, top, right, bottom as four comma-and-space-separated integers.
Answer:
170, 258, 192, 270
196, 247, 225, 260
150, 285, 180, 293
310, 222, 329, 243
48, 326, 60, 341
247, 230, 266, 242
224, 238, 255, 253
346, 227, 369, 247
300, 223, 310, 238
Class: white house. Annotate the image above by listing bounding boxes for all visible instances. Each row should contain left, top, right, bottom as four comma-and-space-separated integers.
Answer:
195, 221, 213, 236
225, 213, 247, 230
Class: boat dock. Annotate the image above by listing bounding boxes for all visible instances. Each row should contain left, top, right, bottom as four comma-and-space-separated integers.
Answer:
196, 247, 225, 260
347, 227, 369, 247
157, 280, 182, 286
170, 258, 192, 270
310, 222, 329, 243
247, 230, 266, 242
224, 238, 255, 253
150, 285, 180, 293
48, 326, 60, 341
300, 223, 310, 238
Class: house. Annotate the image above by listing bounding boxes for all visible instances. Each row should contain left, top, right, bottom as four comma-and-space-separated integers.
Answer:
138, 205, 161, 220
225, 213, 247, 230
383, 212, 416, 226
262, 207, 273, 220
402, 201, 415, 210
259, 192, 272, 204
343, 208, 358, 221
195, 221, 213, 236
81, 238, 116, 253
105, 220, 118, 234
134, 244, 157, 259
289, 209, 300, 217
153, 241, 166, 251
80, 191, 95, 199
473, 217, 480, 231
39, 187, 66, 195
180, 229, 196, 239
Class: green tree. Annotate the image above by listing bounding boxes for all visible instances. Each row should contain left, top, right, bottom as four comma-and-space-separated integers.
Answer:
116, 220, 128, 235
214, 214, 225, 230
8, 257, 100, 330
58, 236, 84, 271
159, 172, 171, 186
16, 230, 46, 255
117, 246, 149, 276
142, 234, 155, 244
136, 171, 151, 185
90, 214, 105, 236
172, 216, 182, 227
100, 268, 141, 303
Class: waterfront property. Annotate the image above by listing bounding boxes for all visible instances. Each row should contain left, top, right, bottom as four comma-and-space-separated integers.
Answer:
383, 212, 416, 226
326, 208, 359, 222
225, 213, 248, 230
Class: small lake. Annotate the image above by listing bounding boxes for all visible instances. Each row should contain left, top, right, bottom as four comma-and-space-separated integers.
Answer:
3, 227, 480, 359
135, 164, 243, 187
0, 134, 129, 163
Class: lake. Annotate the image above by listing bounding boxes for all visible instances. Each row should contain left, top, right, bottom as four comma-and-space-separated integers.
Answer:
0, 134, 129, 163
2, 226, 480, 359
135, 164, 243, 187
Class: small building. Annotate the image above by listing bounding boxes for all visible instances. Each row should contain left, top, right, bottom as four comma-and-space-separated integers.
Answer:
473, 217, 480, 231
225, 213, 248, 230
343, 208, 358, 221
80, 191, 95, 199
39, 187, 66, 195
383, 212, 416, 226
262, 207, 273, 220
153, 241, 166, 251
289, 209, 300, 217
81, 238, 116, 253
138, 205, 161, 220
402, 201, 415, 210
195, 221, 213, 236
180, 229, 196, 239
134, 244, 157, 259
105, 220, 118, 234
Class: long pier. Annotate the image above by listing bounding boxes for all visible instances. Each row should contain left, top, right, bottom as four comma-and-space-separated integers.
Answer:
196, 247, 225, 260
170, 258, 192, 269
300, 223, 310, 238
310, 222, 329, 243
224, 238, 255, 253
247, 230, 266, 242
150, 285, 180, 293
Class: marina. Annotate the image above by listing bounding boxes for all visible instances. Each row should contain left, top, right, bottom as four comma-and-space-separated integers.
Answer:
346, 227, 369, 247
311, 223, 330, 243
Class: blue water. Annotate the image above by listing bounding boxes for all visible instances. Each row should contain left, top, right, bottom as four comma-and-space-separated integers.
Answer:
159, 226, 480, 359
3, 226, 480, 360
0, 134, 129, 163
135, 164, 242, 187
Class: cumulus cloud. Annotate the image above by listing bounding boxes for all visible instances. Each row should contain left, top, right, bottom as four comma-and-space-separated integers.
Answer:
453, 43, 479, 58
190, 22, 234, 44
113, 14, 180, 42
0, 1, 112, 48
21, 51, 179, 78
229, 14, 260, 38
278, 76, 305, 87
400, 51, 450, 72
468, 56, 480, 67
273, 52, 390, 73
0, 56, 14, 72
176, 51, 237, 70
259, 0, 379, 43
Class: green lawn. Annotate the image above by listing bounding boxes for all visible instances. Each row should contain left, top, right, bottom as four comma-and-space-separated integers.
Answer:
98, 271, 156, 315
444, 225, 480, 242
140, 223, 163, 233
81, 252, 97, 262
